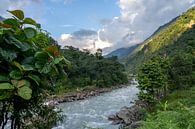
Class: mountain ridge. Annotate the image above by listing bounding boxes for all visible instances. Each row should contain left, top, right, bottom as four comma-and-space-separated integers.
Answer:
105, 45, 138, 58
122, 7, 195, 73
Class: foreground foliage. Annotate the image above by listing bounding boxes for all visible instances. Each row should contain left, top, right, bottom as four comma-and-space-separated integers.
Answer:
0, 10, 67, 128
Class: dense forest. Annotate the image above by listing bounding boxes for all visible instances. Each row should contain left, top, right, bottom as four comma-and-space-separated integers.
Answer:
0, 10, 127, 128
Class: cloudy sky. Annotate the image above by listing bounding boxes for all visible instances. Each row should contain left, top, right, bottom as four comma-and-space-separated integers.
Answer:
0, 0, 195, 54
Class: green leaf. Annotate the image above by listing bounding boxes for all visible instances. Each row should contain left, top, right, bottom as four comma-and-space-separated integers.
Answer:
5, 36, 30, 51
12, 61, 23, 71
23, 18, 37, 26
0, 91, 12, 100
0, 83, 14, 90
40, 62, 52, 74
3, 18, 19, 27
11, 79, 30, 88
22, 57, 34, 64
24, 27, 36, 39
21, 64, 34, 71
9, 70, 22, 79
54, 57, 63, 64
34, 51, 49, 61
34, 51, 50, 69
0, 47, 17, 62
28, 74, 40, 86
17, 86, 32, 100
8, 10, 24, 20
0, 74, 9, 82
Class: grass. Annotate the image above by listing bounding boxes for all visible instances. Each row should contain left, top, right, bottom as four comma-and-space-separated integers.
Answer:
138, 85, 195, 129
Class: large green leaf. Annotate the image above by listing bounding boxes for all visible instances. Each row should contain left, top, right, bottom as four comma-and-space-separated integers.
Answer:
34, 51, 50, 69
9, 70, 22, 79
17, 86, 32, 100
0, 47, 17, 62
0, 83, 14, 90
28, 74, 40, 86
5, 36, 30, 51
8, 10, 24, 20
24, 27, 36, 39
23, 18, 37, 26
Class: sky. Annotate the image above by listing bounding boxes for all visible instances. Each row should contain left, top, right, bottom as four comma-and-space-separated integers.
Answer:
0, 0, 195, 54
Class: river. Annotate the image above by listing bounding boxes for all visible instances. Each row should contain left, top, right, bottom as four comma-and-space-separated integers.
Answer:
53, 84, 139, 129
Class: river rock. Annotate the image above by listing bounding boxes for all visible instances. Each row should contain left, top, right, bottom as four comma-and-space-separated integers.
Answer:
116, 107, 131, 124
108, 100, 146, 127
108, 115, 122, 125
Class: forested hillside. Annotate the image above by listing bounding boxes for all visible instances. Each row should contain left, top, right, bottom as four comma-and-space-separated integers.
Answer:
123, 7, 195, 73
134, 7, 195, 129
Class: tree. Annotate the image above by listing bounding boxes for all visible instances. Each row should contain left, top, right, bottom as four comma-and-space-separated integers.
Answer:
138, 57, 169, 103
0, 10, 68, 128
61, 46, 128, 89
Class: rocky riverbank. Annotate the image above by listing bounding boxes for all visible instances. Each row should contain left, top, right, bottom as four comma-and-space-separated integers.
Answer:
46, 83, 133, 106
108, 100, 147, 129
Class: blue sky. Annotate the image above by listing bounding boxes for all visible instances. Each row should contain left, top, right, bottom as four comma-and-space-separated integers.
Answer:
0, 0, 195, 54
23, 0, 120, 38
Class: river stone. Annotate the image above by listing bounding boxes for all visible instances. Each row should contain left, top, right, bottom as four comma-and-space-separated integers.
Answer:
116, 107, 131, 124
108, 115, 122, 125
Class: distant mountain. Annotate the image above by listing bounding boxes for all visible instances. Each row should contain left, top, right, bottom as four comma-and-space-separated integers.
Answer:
105, 45, 138, 58
0, 16, 4, 21
122, 7, 195, 73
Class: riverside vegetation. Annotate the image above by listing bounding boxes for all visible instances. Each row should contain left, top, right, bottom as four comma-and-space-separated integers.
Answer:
120, 7, 195, 129
0, 10, 127, 129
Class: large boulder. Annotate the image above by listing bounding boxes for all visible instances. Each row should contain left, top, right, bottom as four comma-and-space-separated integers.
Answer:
116, 107, 132, 124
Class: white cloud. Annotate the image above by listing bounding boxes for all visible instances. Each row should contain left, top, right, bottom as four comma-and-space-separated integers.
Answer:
58, 0, 195, 54
96, 0, 195, 54
59, 29, 112, 54
61, 34, 72, 40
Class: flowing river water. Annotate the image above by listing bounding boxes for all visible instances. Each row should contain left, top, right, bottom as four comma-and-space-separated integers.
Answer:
53, 83, 139, 129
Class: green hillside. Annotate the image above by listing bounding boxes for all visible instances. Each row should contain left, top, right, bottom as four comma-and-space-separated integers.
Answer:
124, 7, 195, 73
